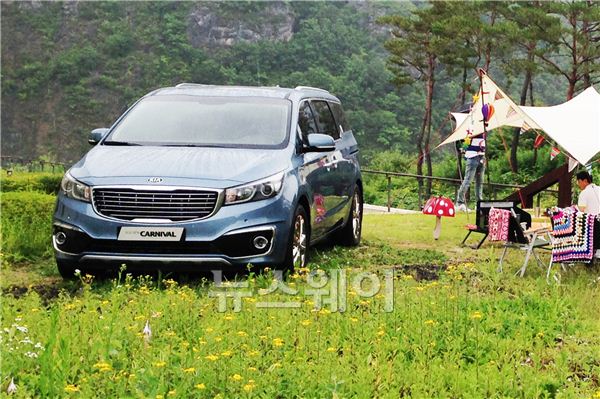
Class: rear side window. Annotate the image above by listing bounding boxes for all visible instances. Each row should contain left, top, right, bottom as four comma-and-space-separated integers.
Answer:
298, 101, 318, 141
311, 100, 339, 140
329, 102, 350, 134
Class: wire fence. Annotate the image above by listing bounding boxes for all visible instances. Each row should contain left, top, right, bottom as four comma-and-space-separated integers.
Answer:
361, 169, 559, 213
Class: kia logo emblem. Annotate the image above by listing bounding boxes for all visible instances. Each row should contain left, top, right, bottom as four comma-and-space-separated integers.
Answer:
148, 177, 163, 183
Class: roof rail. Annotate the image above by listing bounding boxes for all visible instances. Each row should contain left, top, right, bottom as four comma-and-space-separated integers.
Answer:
175, 83, 208, 88
294, 86, 330, 94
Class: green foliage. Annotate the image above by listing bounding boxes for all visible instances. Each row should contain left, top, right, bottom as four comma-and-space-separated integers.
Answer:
1, 172, 62, 194
1, 192, 55, 260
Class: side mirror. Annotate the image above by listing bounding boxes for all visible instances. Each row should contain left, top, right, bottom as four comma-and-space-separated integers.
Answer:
303, 133, 335, 153
88, 128, 110, 145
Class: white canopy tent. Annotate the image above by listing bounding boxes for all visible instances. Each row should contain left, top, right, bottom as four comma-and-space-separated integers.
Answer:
439, 73, 600, 166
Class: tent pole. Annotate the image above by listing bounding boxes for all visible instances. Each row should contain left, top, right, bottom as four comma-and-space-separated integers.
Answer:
479, 69, 490, 198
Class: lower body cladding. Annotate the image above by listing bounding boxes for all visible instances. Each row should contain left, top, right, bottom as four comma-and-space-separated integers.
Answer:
53, 222, 285, 272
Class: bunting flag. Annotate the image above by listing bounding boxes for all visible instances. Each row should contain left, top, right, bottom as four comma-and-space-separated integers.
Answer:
519, 122, 532, 134
568, 157, 579, 172
550, 147, 560, 160
533, 134, 545, 149
505, 106, 517, 119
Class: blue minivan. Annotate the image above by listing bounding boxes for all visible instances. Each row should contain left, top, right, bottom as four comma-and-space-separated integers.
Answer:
53, 84, 363, 277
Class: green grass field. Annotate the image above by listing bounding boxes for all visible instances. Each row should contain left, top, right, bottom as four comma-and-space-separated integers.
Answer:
2, 214, 600, 398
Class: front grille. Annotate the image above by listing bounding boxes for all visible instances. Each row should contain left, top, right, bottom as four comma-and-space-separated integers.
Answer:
92, 187, 220, 222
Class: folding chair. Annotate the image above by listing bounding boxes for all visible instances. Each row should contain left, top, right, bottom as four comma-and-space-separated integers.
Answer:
462, 200, 525, 249
497, 210, 553, 277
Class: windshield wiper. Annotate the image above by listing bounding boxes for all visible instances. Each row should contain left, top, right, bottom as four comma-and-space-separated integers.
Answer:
103, 140, 142, 146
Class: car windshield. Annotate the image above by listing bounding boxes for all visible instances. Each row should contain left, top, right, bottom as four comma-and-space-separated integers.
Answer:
105, 95, 291, 148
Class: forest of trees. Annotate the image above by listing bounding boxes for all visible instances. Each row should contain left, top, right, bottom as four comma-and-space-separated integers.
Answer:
1, 1, 599, 194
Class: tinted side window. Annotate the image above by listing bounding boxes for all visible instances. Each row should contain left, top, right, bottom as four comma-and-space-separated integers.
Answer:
311, 100, 339, 140
329, 102, 350, 135
298, 101, 318, 141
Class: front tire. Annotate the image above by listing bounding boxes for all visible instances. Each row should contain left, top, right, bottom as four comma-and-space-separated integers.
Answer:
56, 259, 78, 279
334, 184, 363, 246
277, 205, 310, 271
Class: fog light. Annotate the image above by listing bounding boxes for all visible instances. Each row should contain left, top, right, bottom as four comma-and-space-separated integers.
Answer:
253, 235, 269, 250
55, 231, 67, 245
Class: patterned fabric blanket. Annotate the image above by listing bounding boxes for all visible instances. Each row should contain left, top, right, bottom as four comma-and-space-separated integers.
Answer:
488, 208, 510, 242
551, 209, 595, 263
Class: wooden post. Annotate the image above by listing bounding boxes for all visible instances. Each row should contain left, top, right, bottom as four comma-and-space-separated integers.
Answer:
387, 175, 392, 212
558, 166, 573, 208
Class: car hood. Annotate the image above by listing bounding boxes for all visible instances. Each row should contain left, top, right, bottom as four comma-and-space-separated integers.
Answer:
69, 146, 291, 189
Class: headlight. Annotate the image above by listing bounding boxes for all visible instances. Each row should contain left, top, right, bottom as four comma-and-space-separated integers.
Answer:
224, 172, 285, 205
60, 172, 91, 202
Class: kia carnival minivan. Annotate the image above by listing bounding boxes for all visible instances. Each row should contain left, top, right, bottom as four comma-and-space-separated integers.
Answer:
53, 84, 362, 277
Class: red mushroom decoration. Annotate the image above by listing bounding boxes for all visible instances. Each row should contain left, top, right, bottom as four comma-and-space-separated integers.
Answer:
422, 196, 455, 240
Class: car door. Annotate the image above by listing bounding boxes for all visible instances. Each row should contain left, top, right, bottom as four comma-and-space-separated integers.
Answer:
329, 100, 358, 210
297, 100, 335, 239
310, 99, 353, 229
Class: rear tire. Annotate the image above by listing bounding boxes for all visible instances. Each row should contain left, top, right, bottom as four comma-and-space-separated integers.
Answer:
334, 184, 363, 246
277, 205, 310, 272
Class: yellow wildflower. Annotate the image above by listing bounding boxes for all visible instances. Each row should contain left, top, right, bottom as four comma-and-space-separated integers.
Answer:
196, 383, 206, 390
350, 317, 358, 323
272, 338, 284, 347
231, 374, 243, 381
205, 354, 219, 362
183, 367, 195, 373
237, 331, 248, 337
377, 330, 385, 336
470, 311, 483, 320
248, 366, 257, 371
223, 315, 234, 321
167, 390, 176, 396
326, 347, 336, 352
243, 383, 256, 392
64, 384, 80, 393
248, 350, 260, 357
153, 361, 167, 368
424, 320, 436, 325
221, 350, 233, 357
93, 362, 111, 370
301, 319, 312, 326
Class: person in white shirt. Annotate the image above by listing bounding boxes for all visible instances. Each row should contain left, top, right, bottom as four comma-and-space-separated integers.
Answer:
456, 136, 486, 211
576, 171, 600, 214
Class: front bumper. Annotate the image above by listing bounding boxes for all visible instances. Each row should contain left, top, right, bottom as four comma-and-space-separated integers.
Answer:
53, 191, 293, 269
